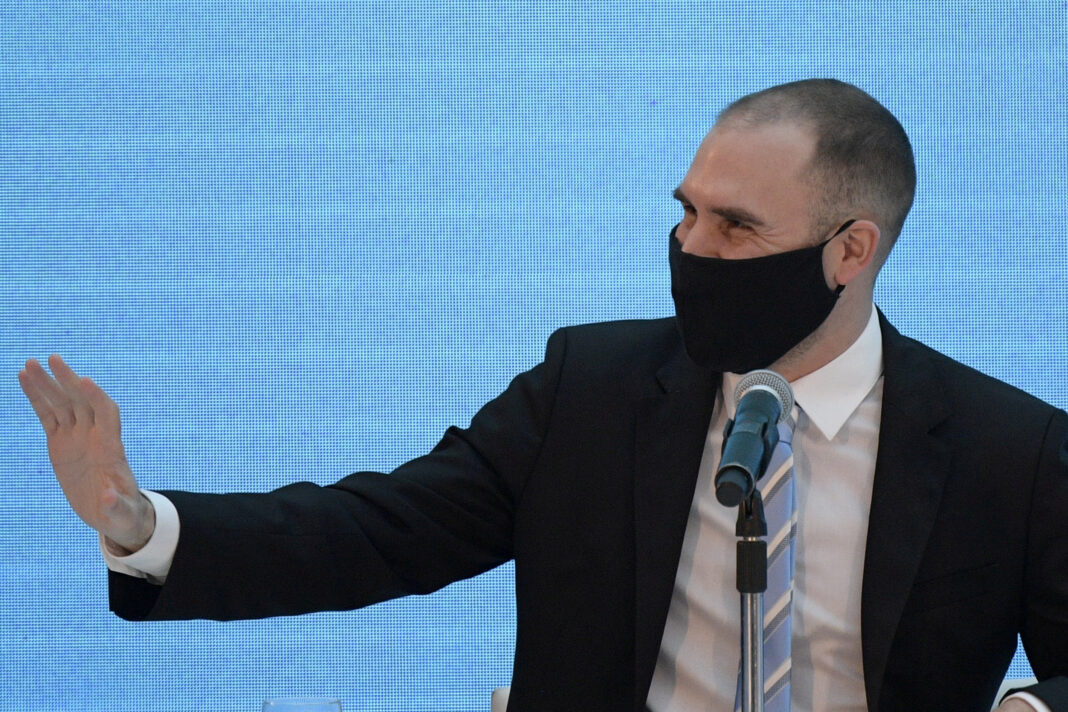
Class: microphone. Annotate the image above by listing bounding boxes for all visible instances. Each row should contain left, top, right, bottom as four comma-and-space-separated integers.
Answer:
715, 369, 794, 507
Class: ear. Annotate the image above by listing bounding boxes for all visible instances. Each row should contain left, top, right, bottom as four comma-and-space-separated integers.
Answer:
826, 219, 881, 288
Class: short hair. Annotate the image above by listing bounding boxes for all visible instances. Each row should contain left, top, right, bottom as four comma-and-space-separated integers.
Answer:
717, 79, 916, 257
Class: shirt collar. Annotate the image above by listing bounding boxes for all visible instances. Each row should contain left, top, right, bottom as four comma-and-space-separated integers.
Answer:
722, 305, 883, 440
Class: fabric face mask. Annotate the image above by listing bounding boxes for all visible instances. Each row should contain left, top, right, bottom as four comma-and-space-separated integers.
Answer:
668, 221, 852, 373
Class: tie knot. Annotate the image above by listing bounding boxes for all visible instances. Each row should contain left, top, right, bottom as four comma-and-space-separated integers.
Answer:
777, 406, 800, 445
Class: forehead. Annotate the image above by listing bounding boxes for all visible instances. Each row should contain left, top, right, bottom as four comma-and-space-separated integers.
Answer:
678, 121, 818, 217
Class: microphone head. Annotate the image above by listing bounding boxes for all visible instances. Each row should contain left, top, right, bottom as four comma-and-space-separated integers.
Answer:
733, 369, 794, 424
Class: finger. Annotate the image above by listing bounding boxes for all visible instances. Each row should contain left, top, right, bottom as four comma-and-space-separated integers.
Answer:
82, 376, 120, 434
49, 354, 94, 427
18, 365, 60, 433
20, 359, 74, 428
48, 354, 80, 388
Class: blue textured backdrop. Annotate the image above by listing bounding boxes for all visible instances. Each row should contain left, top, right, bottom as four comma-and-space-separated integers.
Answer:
1, 2, 1065, 710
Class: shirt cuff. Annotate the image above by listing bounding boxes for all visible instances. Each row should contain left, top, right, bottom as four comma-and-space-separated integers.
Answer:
1004, 691, 1051, 712
99, 490, 180, 584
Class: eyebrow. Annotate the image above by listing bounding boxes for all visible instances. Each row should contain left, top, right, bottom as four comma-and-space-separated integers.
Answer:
672, 186, 766, 228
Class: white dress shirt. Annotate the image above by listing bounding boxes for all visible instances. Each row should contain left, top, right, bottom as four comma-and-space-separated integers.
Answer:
647, 305, 884, 712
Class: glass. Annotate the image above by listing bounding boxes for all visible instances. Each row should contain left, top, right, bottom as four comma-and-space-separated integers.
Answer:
262, 698, 343, 712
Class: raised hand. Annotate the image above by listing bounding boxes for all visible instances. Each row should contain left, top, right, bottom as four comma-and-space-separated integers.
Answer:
18, 355, 155, 554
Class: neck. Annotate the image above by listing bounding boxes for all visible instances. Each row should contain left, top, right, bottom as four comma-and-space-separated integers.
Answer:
769, 294, 874, 381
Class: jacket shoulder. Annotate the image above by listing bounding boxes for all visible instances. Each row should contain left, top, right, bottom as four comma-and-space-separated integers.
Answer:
546, 318, 687, 385
881, 315, 1063, 430
555, 318, 680, 356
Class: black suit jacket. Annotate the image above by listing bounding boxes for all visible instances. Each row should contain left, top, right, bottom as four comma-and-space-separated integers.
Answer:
110, 314, 1068, 710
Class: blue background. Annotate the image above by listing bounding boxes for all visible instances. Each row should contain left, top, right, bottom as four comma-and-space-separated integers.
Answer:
1, 2, 1065, 710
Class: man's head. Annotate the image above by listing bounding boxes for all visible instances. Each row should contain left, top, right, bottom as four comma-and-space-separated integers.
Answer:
716, 78, 916, 260
670, 79, 916, 378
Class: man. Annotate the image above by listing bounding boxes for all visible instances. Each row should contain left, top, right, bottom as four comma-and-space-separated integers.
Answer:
19, 79, 1068, 710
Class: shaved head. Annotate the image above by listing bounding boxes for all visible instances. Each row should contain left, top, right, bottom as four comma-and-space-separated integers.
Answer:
717, 79, 916, 259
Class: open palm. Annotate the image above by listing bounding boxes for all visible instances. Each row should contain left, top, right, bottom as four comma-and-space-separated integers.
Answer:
18, 354, 154, 552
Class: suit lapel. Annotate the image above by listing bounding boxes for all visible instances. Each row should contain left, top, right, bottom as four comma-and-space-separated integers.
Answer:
632, 344, 719, 709
861, 315, 953, 710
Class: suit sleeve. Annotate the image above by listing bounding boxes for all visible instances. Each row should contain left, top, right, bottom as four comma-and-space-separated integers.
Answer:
1019, 410, 1068, 709
110, 328, 570, 622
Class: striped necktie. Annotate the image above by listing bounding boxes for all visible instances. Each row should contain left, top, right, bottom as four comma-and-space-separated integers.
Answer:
735, 408, 798, 712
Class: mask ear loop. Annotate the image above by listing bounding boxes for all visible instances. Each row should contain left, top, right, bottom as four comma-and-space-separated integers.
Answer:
832, 219, 857, 236
829, 219, 857, 295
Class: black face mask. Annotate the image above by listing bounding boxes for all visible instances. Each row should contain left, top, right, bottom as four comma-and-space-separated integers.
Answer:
668, 221, 853, 373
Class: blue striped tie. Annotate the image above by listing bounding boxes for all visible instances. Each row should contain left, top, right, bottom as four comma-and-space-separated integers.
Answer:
736, 409, 798, 711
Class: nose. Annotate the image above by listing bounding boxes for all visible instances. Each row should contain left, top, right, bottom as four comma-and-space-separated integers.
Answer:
676, 220, 724, 258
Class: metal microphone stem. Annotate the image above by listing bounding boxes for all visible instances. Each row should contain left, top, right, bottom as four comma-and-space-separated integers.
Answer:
736, 491, 767, 712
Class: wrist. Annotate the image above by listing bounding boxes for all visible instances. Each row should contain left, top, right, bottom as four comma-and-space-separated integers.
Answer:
105, 492, 157, 554
103, 535, 136, 557
100, 490, 178, 583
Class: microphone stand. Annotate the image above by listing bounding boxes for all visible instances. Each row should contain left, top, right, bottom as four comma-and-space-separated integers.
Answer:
717, 371, 791, 712
735, 490, 767, 712
719, 408, 779, 712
